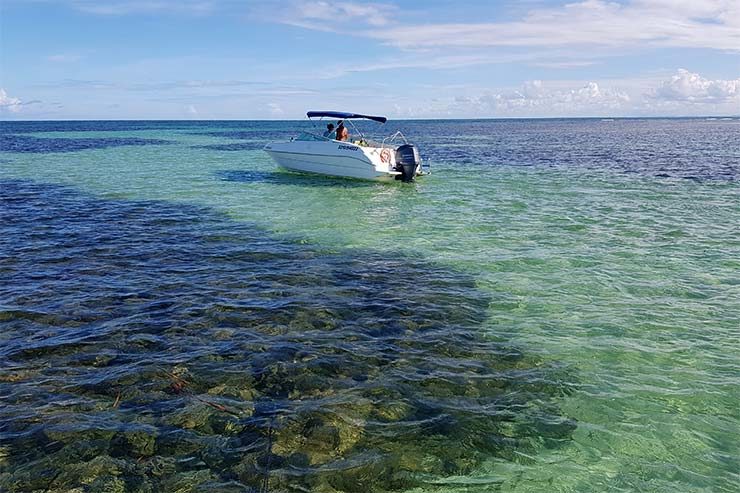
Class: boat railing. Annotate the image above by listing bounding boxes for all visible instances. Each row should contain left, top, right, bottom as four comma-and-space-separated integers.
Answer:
357, 138, 382, 147
381, 131, 408, 148
293, 130, 407, 149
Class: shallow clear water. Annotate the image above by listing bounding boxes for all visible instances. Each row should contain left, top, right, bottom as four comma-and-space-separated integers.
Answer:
1, 118, 738, 492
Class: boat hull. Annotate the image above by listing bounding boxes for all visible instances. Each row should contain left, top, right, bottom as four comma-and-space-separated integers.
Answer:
264, 140, 400, 181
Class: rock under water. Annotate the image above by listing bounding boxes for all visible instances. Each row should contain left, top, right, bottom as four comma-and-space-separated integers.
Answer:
0, 180, 575, 492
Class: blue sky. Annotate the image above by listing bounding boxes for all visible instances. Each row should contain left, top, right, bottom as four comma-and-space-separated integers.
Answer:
1, 0, 739, 119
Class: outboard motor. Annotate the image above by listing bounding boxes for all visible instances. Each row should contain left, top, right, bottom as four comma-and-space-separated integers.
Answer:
395, 144, 421, 182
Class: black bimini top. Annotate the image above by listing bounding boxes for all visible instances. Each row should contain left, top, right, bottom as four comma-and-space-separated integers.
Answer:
307, 111, 387, 124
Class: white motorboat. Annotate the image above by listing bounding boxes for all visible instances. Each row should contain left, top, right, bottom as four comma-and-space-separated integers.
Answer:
264, 111, 424, 182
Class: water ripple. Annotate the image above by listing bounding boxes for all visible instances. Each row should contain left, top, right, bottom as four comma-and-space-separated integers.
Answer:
0, 135, 171, 154
0, 180, 575, 492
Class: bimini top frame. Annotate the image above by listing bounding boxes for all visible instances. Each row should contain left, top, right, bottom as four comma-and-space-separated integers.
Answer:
307, 111, 387, 124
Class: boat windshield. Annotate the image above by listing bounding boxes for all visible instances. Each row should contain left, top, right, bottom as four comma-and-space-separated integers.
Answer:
295, 131, 331, 142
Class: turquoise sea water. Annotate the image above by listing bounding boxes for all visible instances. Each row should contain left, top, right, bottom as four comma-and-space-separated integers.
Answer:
1, 119, 738, 492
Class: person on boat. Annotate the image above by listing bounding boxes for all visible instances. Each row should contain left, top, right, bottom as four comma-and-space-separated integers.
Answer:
335, 120, 349, 141
323, 123, 336, 139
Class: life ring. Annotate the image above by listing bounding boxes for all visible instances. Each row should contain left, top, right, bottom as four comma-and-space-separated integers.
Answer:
380, 148, 391, 164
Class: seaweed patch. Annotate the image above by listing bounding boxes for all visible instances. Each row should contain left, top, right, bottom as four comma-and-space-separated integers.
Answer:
0, 180, 576, 492
192, 142, 265, 152
0, 135, 171, 153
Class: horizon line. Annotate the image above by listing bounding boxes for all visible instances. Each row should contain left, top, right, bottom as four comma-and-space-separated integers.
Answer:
3, 115, 739, 123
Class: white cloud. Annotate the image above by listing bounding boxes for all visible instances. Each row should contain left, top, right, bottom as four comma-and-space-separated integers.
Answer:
0, 88, 23, 113
45, 0, 216, 16
530, 60, 600, 69
293, 1, 394, 26
487, 80, 631, 115
267, 0, 397, 31
279, 0, 740, 53
268, 102, 285, 117
130, 79, 264, 91
653, 69, 740, 103
402, 69, 739, 118
314, 53, 538, 79
421, 79, 633, 118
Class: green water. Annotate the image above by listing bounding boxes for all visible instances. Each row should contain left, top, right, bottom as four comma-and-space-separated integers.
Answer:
2, 121, 738, 492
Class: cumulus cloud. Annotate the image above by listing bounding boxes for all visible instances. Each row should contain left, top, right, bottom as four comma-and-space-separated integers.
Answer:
406, 69, 738, 118
652, 69, 740, 103
457, 80, 631, 117
0, 88, 23, 113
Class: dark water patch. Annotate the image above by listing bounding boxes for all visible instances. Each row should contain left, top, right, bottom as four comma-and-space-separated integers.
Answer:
194, 142, 265, 152
3, 119, 736, 181
0, 179, 575, 492
215, 170, 376, 188
0, 121, 242, 134
0, 135, 171, 154
409, 119, 740, 182
193, 130, 293, 141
